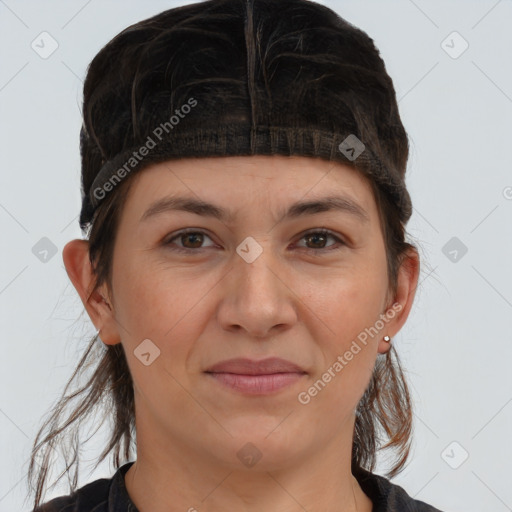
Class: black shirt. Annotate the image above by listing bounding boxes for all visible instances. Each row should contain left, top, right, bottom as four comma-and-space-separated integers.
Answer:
32, 461, 445, 511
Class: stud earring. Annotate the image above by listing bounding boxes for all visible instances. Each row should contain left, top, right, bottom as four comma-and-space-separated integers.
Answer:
383, 335, 391, 343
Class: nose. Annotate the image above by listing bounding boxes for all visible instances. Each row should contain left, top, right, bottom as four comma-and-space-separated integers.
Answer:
215, 243, 298, 339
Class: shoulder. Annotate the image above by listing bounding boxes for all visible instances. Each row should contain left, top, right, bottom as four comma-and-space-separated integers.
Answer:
31, 474, 112, 512
353, 466, 446, 512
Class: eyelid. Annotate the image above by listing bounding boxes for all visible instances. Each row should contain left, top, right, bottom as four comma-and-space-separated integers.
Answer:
294, 228, 346, 251
299, 227, 345, 241
163, 228, 217, 248
163, 227, 347, 253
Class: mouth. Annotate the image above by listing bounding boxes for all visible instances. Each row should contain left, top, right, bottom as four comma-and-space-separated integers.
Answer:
204, 357, 307, 395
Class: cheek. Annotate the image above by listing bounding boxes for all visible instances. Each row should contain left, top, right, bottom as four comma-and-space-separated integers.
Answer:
321, 261, 388, 343
113, 262, 216, 367
113, 272, 204, 409
307, 260, 388, 405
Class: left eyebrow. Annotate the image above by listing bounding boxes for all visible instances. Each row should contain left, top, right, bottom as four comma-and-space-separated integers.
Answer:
139, 194, 370, 224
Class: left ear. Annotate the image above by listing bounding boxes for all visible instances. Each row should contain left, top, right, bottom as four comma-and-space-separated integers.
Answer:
378, 246, 420, 355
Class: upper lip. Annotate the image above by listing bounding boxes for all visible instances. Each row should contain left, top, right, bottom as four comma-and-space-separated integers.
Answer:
205, 357, 306, 375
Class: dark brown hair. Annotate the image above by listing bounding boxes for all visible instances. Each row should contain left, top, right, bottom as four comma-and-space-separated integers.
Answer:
28, 0, 421, 509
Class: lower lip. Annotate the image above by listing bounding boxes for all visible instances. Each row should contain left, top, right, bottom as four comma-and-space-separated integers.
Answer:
206, 372, 306, 394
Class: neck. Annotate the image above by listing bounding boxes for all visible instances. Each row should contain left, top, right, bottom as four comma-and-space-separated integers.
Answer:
123, 409, 373, 512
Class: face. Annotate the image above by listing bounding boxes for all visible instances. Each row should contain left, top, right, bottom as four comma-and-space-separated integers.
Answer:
68, 155, 417, 472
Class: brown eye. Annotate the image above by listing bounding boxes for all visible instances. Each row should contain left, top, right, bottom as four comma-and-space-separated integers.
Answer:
163, 228, 345, 255
164, 230, 215, 252
179, 232, 204, 249
296, 229, 345, 253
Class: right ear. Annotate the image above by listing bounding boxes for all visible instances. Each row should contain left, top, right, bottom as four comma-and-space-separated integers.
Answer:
62, 239, 121, 345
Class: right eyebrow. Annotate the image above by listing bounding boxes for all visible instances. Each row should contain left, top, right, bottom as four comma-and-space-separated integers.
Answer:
139, 194, 370, 225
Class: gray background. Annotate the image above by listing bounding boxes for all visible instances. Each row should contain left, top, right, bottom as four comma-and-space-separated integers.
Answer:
1, 1, 511, 511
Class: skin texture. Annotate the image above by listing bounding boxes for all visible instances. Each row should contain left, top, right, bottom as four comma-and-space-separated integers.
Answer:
63, 155, 419, 512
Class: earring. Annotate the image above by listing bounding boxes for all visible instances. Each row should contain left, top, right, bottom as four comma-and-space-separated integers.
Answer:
383, 335, 391, 343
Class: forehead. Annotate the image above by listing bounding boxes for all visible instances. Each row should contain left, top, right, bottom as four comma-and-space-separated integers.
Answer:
120, 155, 377, 224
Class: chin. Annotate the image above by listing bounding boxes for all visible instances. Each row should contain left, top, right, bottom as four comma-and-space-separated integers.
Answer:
213, 426, 310, 471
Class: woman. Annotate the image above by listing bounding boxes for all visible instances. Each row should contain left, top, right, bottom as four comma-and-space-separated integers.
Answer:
28, 0, 445, 510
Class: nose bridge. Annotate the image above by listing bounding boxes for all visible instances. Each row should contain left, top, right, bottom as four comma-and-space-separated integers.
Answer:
216, 234, 297, 336
234, 234, 281, 304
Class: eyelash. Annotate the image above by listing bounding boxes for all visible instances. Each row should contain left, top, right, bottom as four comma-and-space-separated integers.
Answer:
163, 228, 346, 255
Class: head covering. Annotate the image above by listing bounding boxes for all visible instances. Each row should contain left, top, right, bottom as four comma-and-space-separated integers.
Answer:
78, 0, 412, 229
